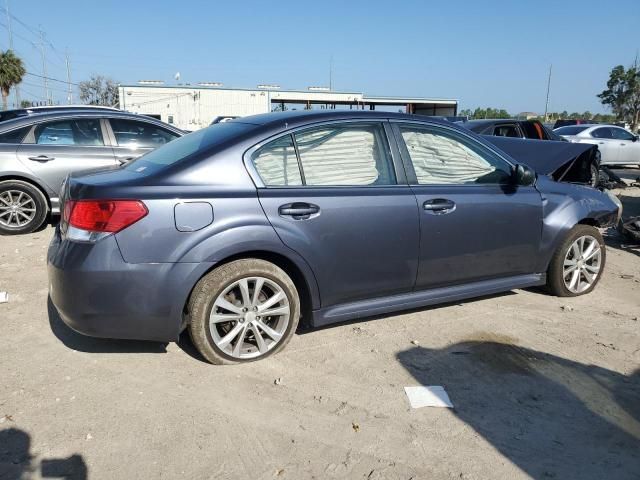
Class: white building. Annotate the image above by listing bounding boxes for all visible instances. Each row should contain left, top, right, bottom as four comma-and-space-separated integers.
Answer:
118, 82, 458, 131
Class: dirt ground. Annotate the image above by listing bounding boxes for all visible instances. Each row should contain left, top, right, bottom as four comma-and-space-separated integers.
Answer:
1, 187, 639, 480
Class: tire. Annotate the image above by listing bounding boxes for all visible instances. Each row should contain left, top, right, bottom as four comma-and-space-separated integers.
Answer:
188, 259, 300, 365
546, 224, 606, 297
590, 163, 599, 188
0, 180, 48, 235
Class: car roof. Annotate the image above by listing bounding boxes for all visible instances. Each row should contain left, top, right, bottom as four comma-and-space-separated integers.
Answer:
0, 109, 182, 133
230, 109, 453, 130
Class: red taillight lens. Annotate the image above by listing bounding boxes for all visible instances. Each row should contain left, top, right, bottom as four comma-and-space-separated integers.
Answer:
67, 200, 148, 233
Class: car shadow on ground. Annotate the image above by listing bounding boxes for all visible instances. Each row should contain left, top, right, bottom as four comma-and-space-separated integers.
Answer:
47, 296, 167, 354
0, 427, 87, 479
396, 338, 640, 480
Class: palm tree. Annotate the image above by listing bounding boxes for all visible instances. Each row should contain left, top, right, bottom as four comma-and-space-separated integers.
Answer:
0, 50, 26, 111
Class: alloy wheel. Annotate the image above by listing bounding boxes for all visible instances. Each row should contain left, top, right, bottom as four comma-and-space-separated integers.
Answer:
563, 235, 602, 293
209, 276, 290, 360
0, 190, 37, 228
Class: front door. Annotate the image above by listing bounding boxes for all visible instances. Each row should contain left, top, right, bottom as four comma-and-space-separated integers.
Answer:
251, 121, 420, 308
393, 122, 543, 290
16, 118, 116, 194
611, 127, 640, 164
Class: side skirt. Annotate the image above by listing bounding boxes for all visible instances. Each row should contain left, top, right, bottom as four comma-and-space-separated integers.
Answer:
311, 273, 546, 328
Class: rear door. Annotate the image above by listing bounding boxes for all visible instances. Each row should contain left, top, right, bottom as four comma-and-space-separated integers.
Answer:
589, 127, 619, 164
251, 121, 420, 308
16, 117, 116, 194
106, 117, 181, 163
393, 122, 543, 289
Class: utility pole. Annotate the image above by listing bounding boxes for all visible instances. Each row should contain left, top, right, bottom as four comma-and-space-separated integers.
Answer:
5, 0, 20, 107
544, 64, 552, 122
37, 27, 49, 105
329, 56, 333, 91
65, 48, 72, 104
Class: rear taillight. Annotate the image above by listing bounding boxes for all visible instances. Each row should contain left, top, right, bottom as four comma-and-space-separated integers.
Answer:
66, 200, 148, 233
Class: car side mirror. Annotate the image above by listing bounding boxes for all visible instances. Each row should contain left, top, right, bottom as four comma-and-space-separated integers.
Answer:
514, 164, 536, 186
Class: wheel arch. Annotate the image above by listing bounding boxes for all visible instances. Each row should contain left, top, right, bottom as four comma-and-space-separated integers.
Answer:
0, 173, 53, 211
183, 249, 320, 328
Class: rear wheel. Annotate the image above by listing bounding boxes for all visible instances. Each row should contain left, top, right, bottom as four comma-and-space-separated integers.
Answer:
0, 180, 48, 235
188, 259, 300, 364
546, 225, 605, 297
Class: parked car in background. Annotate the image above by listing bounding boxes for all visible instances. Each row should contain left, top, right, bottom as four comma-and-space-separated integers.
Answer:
47, 110, 621, 364
553, 119, 596, 129
461, 119, 565, 141
211, 116, 239, 125
554, 124, 640, 166
0, 105, 120, 124
461, 119, 600, 186
0, 110, 184, 234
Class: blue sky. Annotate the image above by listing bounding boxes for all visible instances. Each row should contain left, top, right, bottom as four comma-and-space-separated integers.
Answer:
4, 0, 639, 114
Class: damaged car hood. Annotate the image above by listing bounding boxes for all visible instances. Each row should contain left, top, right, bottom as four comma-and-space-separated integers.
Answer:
484, 136, 597, 183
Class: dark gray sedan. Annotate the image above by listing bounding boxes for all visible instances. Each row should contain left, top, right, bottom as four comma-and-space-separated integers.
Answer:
0, 110, 183, 234
48, 110, 621, 364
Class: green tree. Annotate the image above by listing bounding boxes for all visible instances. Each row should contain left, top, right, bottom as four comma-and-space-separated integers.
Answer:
0, 50, 26, 111
598, 62, 640, 130
20, 99, 32, 108
79, 75, 119, 106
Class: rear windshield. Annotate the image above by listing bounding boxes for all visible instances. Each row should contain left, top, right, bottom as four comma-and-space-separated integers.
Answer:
554, 126, 589, 135
124, 122, 253, 174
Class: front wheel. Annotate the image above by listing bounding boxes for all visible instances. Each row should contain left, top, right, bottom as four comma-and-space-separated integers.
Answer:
546, 225, 606, 297
188, 259, 300, 364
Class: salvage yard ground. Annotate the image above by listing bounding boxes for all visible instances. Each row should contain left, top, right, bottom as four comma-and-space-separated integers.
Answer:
1, 186, 639, 480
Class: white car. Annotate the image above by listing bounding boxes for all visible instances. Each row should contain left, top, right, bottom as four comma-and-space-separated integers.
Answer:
555, 124, 640, 166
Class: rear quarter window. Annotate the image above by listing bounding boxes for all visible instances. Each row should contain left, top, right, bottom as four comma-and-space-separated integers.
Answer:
0, 125, 31, 143
554, 126, 589, 135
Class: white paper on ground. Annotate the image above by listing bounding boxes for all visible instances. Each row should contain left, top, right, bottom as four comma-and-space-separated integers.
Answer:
0, 292, 7, 303
404, 386, 453, 408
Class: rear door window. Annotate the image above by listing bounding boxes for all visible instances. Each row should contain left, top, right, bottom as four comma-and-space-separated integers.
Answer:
33, 119, 104, 145
591, 127, 613, 139
109, 118, 178, 148
493, 125, 520, 138
293, 123, 396, 186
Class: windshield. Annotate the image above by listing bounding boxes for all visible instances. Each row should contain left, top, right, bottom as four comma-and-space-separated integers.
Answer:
124, 122, 253, 174
554, 126, 589, 135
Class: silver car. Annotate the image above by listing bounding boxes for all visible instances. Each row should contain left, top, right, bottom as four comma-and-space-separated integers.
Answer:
0, 110, 184, 235
555, 124, 640, 166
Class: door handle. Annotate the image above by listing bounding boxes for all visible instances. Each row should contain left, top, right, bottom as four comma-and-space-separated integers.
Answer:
423, 198, 456, 214
28, 155, 55, 162
117, 156, 135, 165
47, 135, 59, 141
598, 142, 605, 145
620, 143, 626, 146
278, 202, 320, 219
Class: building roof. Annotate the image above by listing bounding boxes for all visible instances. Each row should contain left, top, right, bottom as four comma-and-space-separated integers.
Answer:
120, 84, 457, 104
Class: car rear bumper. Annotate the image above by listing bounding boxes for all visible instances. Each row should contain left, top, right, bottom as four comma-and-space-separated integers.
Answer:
47, 227, 213, 342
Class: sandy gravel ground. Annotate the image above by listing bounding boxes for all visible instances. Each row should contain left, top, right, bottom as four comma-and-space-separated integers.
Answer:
0, 188, 639, 480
